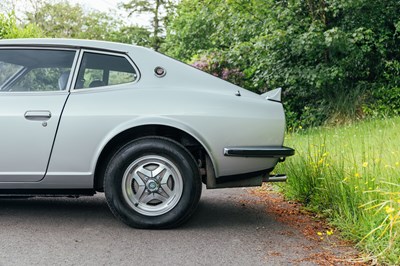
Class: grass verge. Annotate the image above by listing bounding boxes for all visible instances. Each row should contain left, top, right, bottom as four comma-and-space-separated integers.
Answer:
276, 117, 400, 264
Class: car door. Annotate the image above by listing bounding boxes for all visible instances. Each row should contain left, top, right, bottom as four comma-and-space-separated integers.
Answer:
0, 48, 78, 182
45, 50, 139, 179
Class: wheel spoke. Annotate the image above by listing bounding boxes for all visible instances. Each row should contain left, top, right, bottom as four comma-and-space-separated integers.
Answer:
161, 183, 173, 198
136, 165, 153, 179
141, 192, 167, 205
132, 172, 146, 186
135, 185, 146, 201
160, 169, 173, 184
152, 164, 168, 179
160, 169, 173, 197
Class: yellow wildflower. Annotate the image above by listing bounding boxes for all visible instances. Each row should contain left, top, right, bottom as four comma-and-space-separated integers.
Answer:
354, 172, 360, 178
326, 229, 334, 236
385, 206, 395, 214
317, 232, 323, 236
362, 162, 368, 168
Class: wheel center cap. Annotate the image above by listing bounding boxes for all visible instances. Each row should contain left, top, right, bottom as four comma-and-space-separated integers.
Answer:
146, 180, 159, 192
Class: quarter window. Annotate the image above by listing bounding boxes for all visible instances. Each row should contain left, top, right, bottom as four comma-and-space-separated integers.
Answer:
75, 52, 137, 89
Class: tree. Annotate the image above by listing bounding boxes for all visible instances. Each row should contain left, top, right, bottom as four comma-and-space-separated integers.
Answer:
123, 0, 175, 51
0, 12, 42, 39
78, 10, 123, 41
0, 0, 16, 15
164, 0, 266, 61
108, 25, 151, 47
25, 1, 85, 38
164, 0, 400, 127
24, 0, 151, 45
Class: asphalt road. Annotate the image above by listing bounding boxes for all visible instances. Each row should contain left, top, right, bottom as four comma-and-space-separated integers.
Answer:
0, 187, 347, 266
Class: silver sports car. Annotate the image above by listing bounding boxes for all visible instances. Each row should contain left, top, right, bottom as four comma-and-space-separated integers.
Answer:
0, 39, 294, 228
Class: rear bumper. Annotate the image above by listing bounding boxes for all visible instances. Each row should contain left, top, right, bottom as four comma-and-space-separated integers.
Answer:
223, 146, 295, 158
206, 146, 294, 189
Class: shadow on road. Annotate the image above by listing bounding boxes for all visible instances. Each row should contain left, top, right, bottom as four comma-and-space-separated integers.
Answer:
0, 189, 331, 266
0, 190, 274, 230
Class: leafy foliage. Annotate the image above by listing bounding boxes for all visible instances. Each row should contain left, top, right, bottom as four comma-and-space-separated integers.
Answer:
21, 1, 151, 45
0, 12, 42, 39
108, 26, 151, 47
165, 0, 400, 127
24, 1, 140, 44
191, 54, 244, 86
25, 2, 85, 38
123, 0, 176, 51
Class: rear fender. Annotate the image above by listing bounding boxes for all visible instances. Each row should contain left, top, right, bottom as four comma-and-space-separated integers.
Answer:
92, 116, 218, 176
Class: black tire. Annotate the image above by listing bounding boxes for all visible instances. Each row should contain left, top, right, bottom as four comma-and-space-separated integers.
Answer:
104, 137, 202, 229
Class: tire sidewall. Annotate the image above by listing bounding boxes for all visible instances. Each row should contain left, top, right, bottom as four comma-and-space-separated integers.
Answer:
104, 137, 201, 229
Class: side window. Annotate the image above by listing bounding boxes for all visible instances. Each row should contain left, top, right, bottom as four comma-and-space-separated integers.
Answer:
0, 62, 22, 87
75, 52, 137, 89
0, 49, 76, 92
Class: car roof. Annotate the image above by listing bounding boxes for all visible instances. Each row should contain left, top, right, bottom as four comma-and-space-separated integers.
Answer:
0, 38, 144, 53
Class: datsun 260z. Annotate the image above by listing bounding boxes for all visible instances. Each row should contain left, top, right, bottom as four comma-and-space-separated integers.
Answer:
0, 39, 294, 228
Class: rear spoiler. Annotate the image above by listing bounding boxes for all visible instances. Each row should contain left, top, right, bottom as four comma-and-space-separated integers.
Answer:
261, 87, 282, 102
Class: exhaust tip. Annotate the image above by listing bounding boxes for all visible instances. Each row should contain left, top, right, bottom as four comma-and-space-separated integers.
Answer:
263, 174, 287, 182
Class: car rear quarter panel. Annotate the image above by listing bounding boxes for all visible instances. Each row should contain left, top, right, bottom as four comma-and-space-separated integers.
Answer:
46, 86, 284, 184
125, 47, 286, 176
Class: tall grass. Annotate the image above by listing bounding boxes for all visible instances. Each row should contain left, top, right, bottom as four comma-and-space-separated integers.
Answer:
277, 117, 400, 264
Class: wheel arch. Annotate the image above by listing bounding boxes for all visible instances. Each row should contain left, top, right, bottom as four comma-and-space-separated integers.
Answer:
93, 124, 216, 191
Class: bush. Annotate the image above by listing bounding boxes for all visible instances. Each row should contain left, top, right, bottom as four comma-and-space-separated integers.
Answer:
364, 86, 400, 117
165, 0, 400, 128
0, 13, 43, 39
191, 53, 245, 86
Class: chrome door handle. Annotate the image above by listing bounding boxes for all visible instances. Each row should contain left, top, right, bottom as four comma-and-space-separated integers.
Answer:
24, 111, 52, 121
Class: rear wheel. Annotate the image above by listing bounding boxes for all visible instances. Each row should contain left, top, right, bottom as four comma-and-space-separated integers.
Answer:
104, 137, 202, 229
